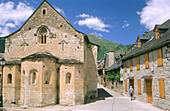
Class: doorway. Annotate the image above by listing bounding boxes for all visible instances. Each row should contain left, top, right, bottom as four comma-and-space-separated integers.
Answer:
145, 79, 152, 104
129, 78, 135, 98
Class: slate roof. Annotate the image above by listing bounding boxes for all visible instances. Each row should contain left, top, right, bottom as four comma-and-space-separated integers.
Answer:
156, 19, 170, 29
122, 20, 170, 61
58, 59, 83, 64
21, 51, 83, 64
21, 51, 59, 61
5, 60, 21, 65
105, 53, 123, 72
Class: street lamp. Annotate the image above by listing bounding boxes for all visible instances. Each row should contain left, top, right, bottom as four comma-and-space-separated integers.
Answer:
0, 58, 6, 107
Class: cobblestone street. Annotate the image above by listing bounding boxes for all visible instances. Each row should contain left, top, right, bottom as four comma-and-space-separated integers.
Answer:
5, 84, 163, 111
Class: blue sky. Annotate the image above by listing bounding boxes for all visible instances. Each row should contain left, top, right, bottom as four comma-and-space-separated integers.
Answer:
0, 0, 170, 45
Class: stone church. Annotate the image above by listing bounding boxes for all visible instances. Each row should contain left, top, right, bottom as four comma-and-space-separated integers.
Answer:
2, 0, 98, 107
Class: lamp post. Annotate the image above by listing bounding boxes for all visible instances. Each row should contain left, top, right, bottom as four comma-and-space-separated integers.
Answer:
0, 58, 6, 107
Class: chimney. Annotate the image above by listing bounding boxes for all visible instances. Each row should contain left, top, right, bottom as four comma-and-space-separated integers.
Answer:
108, 50, 115, 67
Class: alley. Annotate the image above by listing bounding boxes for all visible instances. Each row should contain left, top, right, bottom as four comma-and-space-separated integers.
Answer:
5, 84, 163, 111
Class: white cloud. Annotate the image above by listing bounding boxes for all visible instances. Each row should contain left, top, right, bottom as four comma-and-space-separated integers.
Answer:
122, 23, 130, 29
75, 13, 110, 32
137, 0, 170, 30
55, 7, 65, 17
0, 1, 34, 37
76, 13, 90, 18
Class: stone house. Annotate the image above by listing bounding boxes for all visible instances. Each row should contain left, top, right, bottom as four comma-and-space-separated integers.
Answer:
122, 19, 170, 110
97, 50, 116, 86
97, 50, 123, 91
0, 0, 98, 107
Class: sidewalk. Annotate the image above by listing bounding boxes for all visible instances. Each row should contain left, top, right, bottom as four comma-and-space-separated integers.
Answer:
5, 84, 163, 111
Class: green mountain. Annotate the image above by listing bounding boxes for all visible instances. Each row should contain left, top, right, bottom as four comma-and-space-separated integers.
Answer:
0, 38, 5, 53
87, 34, 132, 61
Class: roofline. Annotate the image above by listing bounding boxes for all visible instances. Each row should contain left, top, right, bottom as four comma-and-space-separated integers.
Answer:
122, 39, 170, 61
3, 0, 86, 38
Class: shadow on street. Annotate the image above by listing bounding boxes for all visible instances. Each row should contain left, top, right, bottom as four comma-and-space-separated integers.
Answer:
85, 88, 112, 104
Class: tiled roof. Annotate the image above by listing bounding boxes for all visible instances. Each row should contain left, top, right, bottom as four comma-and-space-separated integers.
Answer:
122, 28, 170, 60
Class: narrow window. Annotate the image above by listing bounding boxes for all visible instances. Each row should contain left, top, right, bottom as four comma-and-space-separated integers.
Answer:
130, 59, 133, 71
137, 79, 141, 94
157, 48, 163, 67
145, 53, 149, 69
7, 74, 12, 84
45, 73, 49, 84
62, 43, 64, 51
32, 72, 36, 84
159, 78, 165, 98
44, 35, 46, 44
43, 9, 46, 15
41, 35, 43, 44
125, 79, 127, 92
66, 73, 71, 84
136, 56, 140, 70
124, 61, 127, 72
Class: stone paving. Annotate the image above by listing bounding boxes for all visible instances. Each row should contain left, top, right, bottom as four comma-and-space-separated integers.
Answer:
4, 84, 164, 111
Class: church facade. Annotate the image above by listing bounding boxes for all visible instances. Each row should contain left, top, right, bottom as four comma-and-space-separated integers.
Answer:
2, 0, 98, 107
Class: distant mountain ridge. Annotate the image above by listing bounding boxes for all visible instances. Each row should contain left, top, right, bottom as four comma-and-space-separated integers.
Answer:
87, 34, 132, 60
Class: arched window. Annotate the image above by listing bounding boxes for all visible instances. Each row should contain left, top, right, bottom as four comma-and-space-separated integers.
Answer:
66, 73, 71, 84
32, 72, 36, 84
7, 74, 12, 84
43, 9, 46, 15
38, 27, 48, 44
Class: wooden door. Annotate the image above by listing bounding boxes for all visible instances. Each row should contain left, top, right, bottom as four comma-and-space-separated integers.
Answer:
129, 79, 135, 98
146, 79, 152, 104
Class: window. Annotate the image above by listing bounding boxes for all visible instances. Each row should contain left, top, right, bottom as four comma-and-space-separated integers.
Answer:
137, 79, 141, 94
45, 73, 50, 84
66, 73, 71, 84
38, 27, 48, 44
43, 9, 46, 15
136, 56, 140, 70
159, 78, 165, 98
124, 61, 127, 72
62, 43, 64, 51
130, 59, 133, 71
157, 48, 163, 67
125, 79, 127, 92
145, 53, 149, 69
7, 74, 12, 84
32, 72, 36, 84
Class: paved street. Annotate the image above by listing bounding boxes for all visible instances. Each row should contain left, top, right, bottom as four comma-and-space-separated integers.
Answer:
5, 84, 163, 111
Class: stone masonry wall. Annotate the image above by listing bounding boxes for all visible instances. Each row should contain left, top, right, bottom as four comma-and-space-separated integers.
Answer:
4, 1, 85, 63
3, 64, 21, 104
123, 46, 170, 110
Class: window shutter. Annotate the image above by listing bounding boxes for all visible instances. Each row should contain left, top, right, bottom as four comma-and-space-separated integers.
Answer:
136, 56, 140, 70
159, 78, 165, 98
125, 79, 127, 92
137, 79, 141, 94
124, 61, 127, 72
145, 53, 149, 69
157, 48, 163, 67
130, 59, 133, 71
